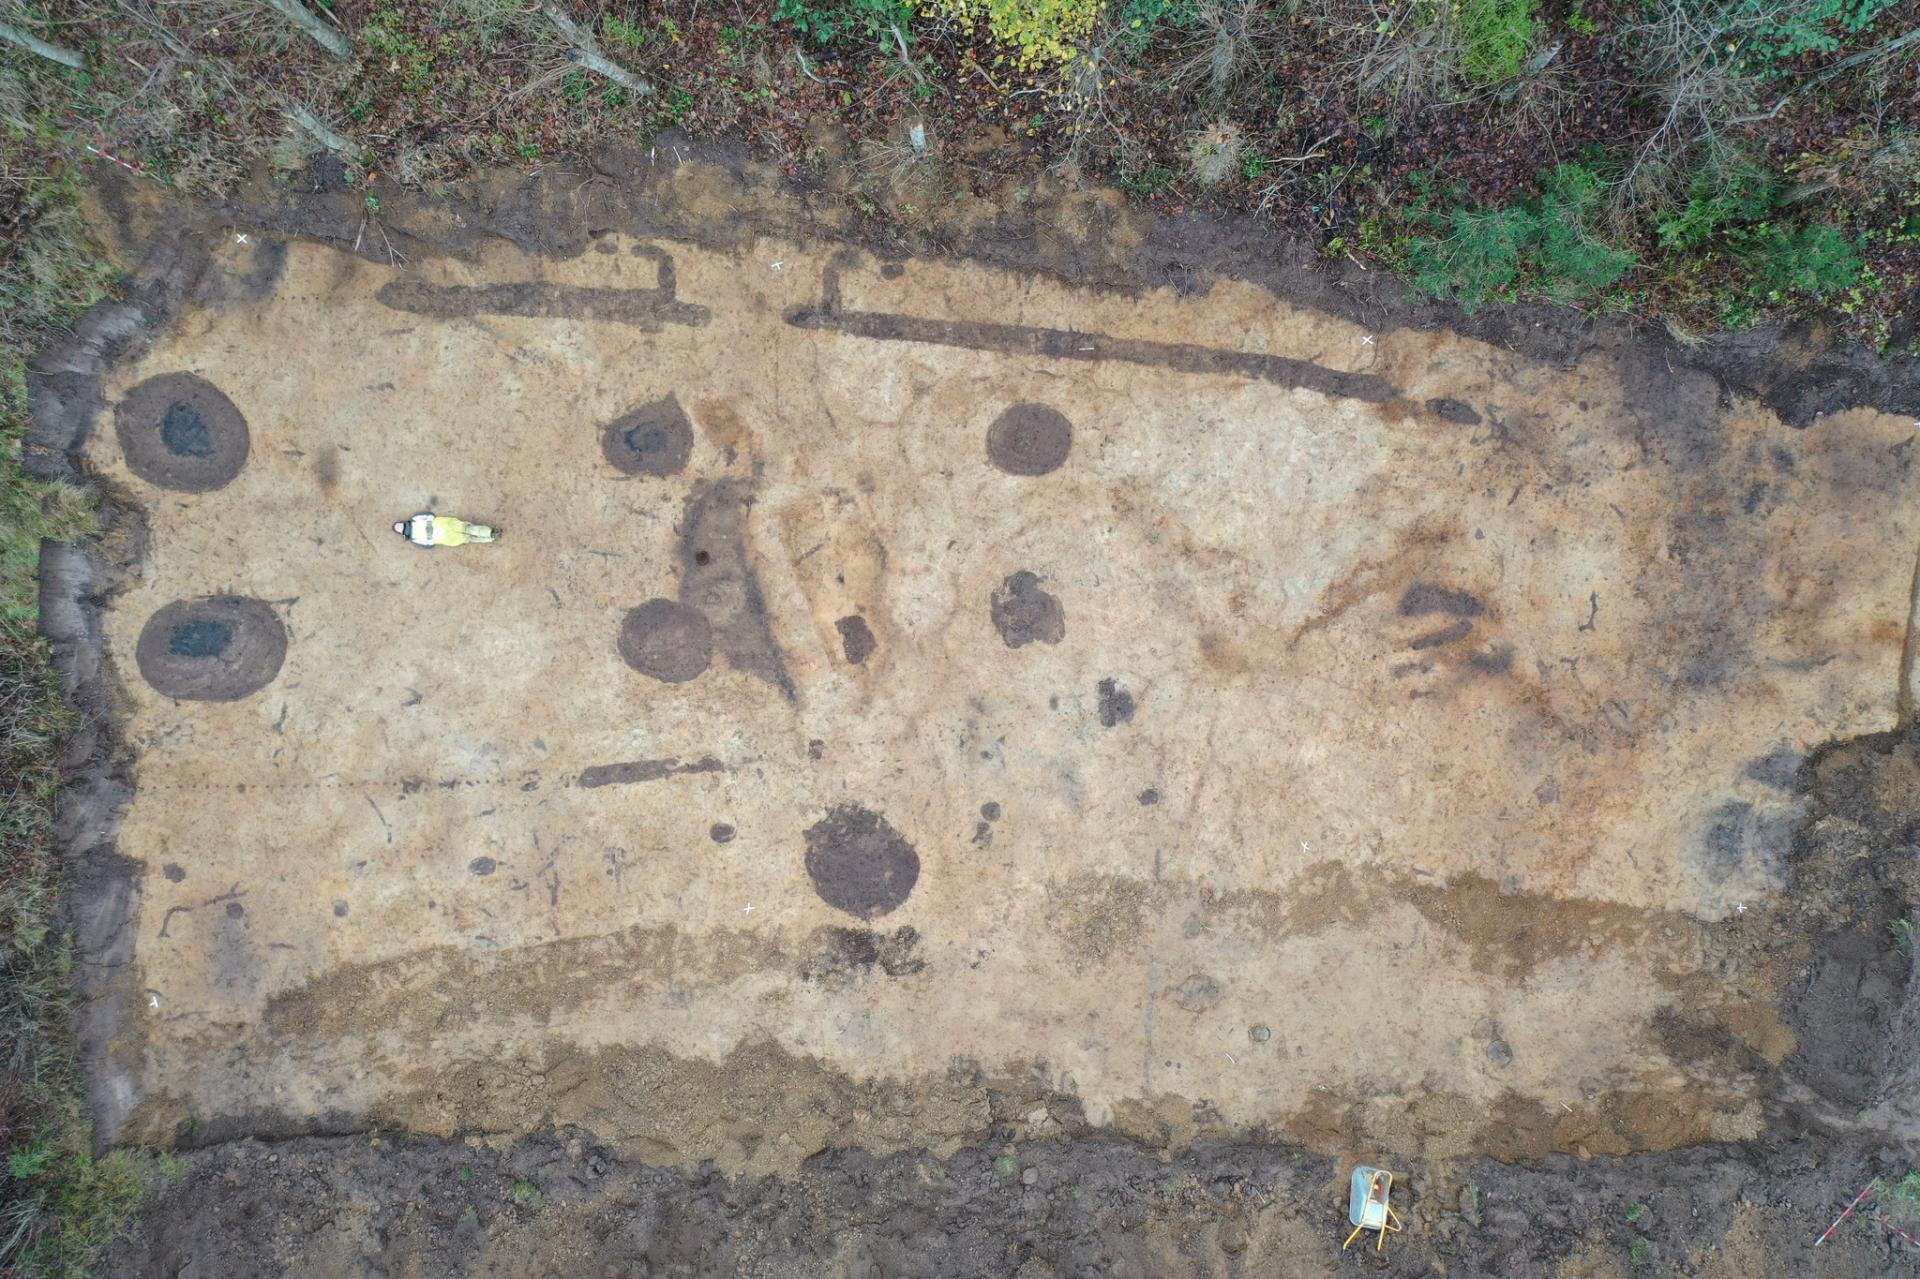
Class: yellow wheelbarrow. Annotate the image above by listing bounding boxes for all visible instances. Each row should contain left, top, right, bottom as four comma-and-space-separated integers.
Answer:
1343, 1166, 1403, 1253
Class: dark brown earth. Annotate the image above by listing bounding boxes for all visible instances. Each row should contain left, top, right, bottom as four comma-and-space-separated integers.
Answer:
132, 596, 287, 702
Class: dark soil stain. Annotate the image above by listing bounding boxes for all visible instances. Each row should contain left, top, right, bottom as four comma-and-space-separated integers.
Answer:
980, 802, 1001, 821
160, 403, 214, 457
135, 596, 286, 701
1398, 583, 1485, 619
790, 261, 1395, 404
986, 403, 1073, 476
468, 858, 497, 876
375, 280, 710, 330
990, 571, 1064, 648
1408, 620, 1472, 649
114, 372, 250, 492
835, 614, 876, 664
679, 479, 795, 699
803, 804, 921, 919
799, 925, 925, 981
578, 756, 724, 788
224, 902, 245, 919
602, 394, 694, 477
617, 598, 713, 683
1138, 788, 1160, 805
710, 823, 736, 843
162, 864, 186, 882
1466, 645, 1516, 676
166, 619, 232, 659
332, 901, 348, 917
1096, 678, 1135, 728
1427, 397, 1483, 425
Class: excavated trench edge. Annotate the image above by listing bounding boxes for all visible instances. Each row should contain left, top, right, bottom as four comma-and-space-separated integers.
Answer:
27, 142, 1920, 1205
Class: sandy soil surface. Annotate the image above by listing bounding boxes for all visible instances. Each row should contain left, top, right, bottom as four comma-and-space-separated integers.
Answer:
32, 142, 1920, 1274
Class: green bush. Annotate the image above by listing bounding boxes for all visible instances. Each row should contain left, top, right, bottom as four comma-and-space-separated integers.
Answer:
1408, 205, 1533, 311
1756, 0, 1897, 58
1532, 163, 1637, 300
1749, 223, 1864, 294
1406, 164, 1635, 312
776, 0, 913, 45
1657, 153, 1781, 249
1457, 0, 1538, 83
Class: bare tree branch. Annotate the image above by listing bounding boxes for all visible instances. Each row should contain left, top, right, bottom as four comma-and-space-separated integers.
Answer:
284, 103, 360, 160
261, 0, 351, 59
540, 2, 652, 96
0, 20, 85, 69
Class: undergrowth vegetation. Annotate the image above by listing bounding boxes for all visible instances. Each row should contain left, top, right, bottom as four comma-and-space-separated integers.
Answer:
0, 82, 168, 1279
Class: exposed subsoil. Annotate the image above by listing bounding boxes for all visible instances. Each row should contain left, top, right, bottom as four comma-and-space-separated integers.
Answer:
32, 138, 1920, 1273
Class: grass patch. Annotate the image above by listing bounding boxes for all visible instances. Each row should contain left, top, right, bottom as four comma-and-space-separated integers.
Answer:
0, 97, 168, 1279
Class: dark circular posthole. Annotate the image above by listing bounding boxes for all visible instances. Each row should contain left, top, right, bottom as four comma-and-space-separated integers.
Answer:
602, 394, 694, 477
115, 373, 251, 491
618, 598, 712, 683
803, 803, 920, 919
987, 403, 1073, 476
135, 596, 286, 701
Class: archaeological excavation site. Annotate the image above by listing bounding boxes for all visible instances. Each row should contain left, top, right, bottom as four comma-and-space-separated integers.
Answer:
16, 136, 1920, 1277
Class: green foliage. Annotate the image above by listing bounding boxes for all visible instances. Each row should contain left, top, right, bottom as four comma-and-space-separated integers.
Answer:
1658, 153, 1781, 249
361, 8, 436, 95
1113, 0, 1204, 51
1457, 0, 1538, 83
1892, 917, 1915, 953
778, 0, 914, 45
1624, 1201, 1648, 1222
922, 0, 1103, 69
1628, 1236, 1655, 1264
1749, 223, 1864, 295
1408, 205, 1533, 311
602, 15, 649, 49
1407, 164, 1634, 312
1753, 0, 1896, 58
1532, 163, 1637, 300
9, 1143, 55, 1181
509, 1181, 546, 1210
1120, 162, 1177, 200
